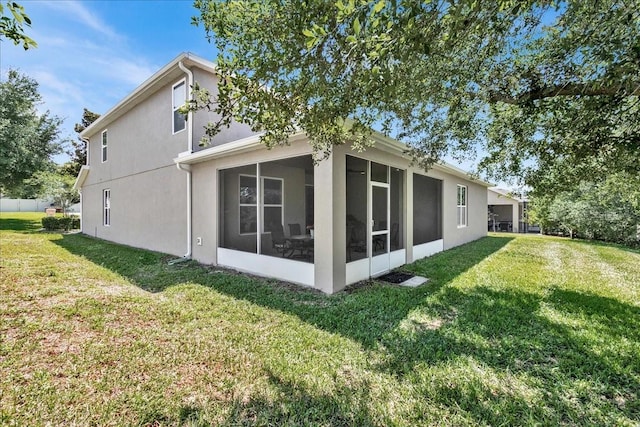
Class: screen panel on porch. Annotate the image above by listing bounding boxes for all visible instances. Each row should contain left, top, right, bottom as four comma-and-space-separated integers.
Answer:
218, 155, 314, 263
346, 156, 368, 262
390, 167, 404, 251
413, 174, 443, 244
219, 164, 258, 253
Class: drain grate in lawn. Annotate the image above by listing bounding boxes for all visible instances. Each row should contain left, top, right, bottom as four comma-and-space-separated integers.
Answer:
378, 272, 415, 284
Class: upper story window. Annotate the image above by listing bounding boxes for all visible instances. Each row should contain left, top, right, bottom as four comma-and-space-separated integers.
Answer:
172, 80, 186, 134
457, 184, 467, 228
85, 137, 90, 165
101, 130, 108, 162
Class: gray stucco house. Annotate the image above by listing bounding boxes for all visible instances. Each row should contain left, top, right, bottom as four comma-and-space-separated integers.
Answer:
75, 53, 490, 294
488, 188, 521, 232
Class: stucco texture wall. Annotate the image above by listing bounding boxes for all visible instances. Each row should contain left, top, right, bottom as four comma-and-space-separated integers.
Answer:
191, 69, 260, 151
440, 178, 487, 250
81, 165, 187, 256
81, 78, 189, 257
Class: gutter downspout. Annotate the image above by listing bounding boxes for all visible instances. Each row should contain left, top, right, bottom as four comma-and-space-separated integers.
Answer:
177, 60, 194, 259
80, 137, 90, 235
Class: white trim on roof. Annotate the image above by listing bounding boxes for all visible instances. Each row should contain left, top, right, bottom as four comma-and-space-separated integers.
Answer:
369, 132, 493, 187
175, 128, 492, 187
81, 52, 218, 139
73, 165, 90, 191
489, 187, 522, 201
174, 132, 310, 165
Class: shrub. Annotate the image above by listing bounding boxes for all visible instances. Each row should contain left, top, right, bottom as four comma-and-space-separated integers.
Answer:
41, 216, 81, 231
58, 217, 73, 231
41, 216, 59, 231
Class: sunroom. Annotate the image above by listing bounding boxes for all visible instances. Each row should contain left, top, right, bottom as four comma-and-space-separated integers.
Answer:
179, 133, 487, 294
216, 154, 317, 286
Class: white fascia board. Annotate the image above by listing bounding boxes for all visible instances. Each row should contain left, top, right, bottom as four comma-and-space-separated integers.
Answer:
175, 125, 491, 187
369, 132, 493, 187
81, 52, 218, 139
431, 163, 494, 187
174, 132, 307, 165
489, 187, 521, 201
73, 165, 90, 191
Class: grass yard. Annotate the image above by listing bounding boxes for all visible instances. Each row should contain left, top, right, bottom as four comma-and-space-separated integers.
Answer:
1, 212, 639, 426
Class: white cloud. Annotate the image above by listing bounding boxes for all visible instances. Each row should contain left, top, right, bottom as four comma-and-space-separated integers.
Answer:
41, 0, 122, 41
31, 69, 84, 107
0, 1, 163, 152
92, 57, 157, 87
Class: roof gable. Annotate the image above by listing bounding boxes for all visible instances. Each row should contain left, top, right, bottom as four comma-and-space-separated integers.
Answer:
81, 52, 217, 139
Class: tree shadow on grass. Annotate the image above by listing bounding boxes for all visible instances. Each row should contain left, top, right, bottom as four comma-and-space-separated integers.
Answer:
53, 234, 639, 423
221, 370, 378, 426
54, 235, 514, 350
138, 369, 378, 426
378, 285, 640, 424
0, 215, 42, 232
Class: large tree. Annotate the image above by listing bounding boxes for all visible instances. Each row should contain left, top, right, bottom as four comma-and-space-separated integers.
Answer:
529, 172, 640, 245
192, 0, 640, 192
0, 1, 36, 49
0, 70, 62, 196
62, 108, 100, 177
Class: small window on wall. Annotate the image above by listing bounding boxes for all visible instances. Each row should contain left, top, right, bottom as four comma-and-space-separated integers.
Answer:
101, 130, 108, 162
172, 80, 186, 134
262, 178, 283, 233
239, 175, 257, 234
103, 189, 111, 226
457, 184, 467, 227
238, 175, 284, 234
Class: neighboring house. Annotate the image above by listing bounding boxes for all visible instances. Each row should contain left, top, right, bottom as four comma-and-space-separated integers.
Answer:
488, 188, 526, 232
74, 53, 491, 294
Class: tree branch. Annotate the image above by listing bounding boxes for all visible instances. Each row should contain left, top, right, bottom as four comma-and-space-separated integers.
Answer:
488, 81, 640, 105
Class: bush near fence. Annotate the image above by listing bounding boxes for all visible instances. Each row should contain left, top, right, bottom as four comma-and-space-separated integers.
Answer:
41, 216, 80, 231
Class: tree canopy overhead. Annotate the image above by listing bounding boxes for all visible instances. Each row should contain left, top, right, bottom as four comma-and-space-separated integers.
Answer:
61, 108, 100, 178
193, 0, 640, 191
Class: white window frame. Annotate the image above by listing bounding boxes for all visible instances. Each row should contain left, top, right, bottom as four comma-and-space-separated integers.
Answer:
239, 174, 257, 235
172, 79, 186, 135
101, 129, 108, 163
238, 174, 284, 235
457, 184, 467, 228
261, 176, 284, 233
103, 189, 111, 226
86, 137, 90, 166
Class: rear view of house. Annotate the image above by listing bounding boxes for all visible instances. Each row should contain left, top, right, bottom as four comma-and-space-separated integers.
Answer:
75, 53, 490, 294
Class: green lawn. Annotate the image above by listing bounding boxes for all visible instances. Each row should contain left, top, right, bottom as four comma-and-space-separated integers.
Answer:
1, 212, 639, 426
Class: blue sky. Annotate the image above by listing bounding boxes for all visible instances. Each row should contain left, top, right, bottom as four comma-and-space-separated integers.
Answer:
1, 0, 217, 161
1, 0, 505, 185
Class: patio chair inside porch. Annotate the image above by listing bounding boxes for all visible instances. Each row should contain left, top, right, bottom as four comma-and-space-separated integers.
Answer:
270, 223, 292, 257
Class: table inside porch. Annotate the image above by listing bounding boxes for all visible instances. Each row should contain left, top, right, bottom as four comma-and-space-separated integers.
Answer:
288, 234, 313, 259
